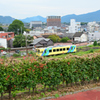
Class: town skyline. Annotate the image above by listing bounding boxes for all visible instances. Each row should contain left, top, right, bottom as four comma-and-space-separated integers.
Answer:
0, 0, 100, 19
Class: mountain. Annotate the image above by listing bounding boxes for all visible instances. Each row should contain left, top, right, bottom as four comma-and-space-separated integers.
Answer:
0, 16, 15, 24
21, 15, 46, 23
0, 10, 100, 24
61, 10, 100, 22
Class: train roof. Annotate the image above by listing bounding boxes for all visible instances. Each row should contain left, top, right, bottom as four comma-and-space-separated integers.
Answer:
36, 45, 76, 49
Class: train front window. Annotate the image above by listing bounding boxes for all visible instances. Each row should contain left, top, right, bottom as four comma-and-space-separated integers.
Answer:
71, 47, 73, 50
45, 50, 46, 53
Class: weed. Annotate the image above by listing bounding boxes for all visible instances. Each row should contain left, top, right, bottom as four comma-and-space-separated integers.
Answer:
54, 93, 59, 98
47, 89, 52, 92
41, 92, 45, 97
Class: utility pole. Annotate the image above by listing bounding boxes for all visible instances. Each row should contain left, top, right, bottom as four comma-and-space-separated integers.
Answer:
25, 35, 28, 55
21, 27, 22, 34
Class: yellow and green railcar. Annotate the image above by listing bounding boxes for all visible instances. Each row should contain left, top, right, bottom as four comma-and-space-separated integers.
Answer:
36, 45, 76, 56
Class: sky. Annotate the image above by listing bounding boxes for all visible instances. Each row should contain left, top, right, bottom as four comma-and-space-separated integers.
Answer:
0, 0, 100, 19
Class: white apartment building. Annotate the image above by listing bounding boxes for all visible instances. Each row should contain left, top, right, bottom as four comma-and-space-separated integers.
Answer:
88, 32, 100, 41
69, 19, 81, 33
87, 21, 100, 32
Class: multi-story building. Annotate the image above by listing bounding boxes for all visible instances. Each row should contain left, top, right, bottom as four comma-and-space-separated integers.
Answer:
87, 21, 100, 32
69, 19, 81, 33
47, 16, 61, 27
30, 21, 42, 28
0, 32, 14, 41
0, 32, 14, 48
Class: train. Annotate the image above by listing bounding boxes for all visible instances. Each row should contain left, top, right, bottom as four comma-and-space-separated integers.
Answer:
36, 45, 76, 56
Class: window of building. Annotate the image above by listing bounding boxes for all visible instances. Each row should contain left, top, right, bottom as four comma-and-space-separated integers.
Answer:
2, 36, 5, 38
8, 35, 11, 37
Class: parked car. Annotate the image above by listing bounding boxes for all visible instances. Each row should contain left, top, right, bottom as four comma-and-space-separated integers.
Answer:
15, 50, 20, 53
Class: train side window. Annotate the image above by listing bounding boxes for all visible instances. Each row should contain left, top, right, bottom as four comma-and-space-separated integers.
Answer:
57, 49, 59, 52
53, 49, 56, 52
71, 47, 73, 50
60, 48, 62, 51
63, 48, 65, 51
67, 48, 69, 50
49, 50, 52, 52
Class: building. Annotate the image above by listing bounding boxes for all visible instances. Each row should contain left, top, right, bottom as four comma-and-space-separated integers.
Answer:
0, 32, 14, 48
87, 21, 100, 32
30, 21, 42, 28
88, 32, 100, 41
69, 19, 81, 33
29, 37, 53, 47
73, 32, 88, 43
0, 38, 7, 48
47, 16, 61, 27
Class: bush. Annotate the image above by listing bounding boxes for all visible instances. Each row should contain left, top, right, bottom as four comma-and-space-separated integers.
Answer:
93, 41, 97, 46
1, 55, 100, 99
98, 43, 100, 46
48, 34, 60, 43
13, 53, 21, 57
60, 37, 70, 43
88, 49, 94, 53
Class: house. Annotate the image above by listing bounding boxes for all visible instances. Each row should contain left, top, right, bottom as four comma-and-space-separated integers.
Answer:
63, 33, 75, 39
88, 32, 100, 41
73, 32, 88, 43
0, 32, 14, 48
0, 38, 7, 48
29, 37, 53, 48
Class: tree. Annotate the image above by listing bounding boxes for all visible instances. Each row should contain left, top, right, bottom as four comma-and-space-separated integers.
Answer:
0, 26, 3, 31
60, 37, 70, 43
8, 19, 25, 35
93, 41, 97, 46
48, 34, 61, 43
81, 22, 87, 25
13, 34, 33, 47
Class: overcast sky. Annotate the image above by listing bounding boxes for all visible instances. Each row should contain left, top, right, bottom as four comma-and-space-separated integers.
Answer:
0, 0, 100, 19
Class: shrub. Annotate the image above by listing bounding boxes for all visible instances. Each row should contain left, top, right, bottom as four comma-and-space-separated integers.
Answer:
88, 49, 94, 53
93, 41, 97, 46
60, 37, 70, 43
13, 53, 21, 57
98, 43, 100, 46
48, 34, 60, 43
